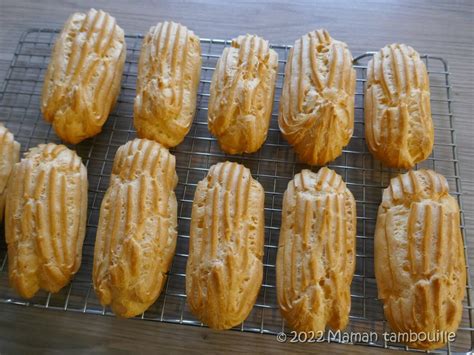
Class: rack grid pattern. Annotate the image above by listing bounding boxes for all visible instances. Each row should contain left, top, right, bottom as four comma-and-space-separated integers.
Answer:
0, 29, 472, 353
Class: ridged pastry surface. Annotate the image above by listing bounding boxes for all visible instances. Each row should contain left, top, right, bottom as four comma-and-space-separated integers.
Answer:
41, 8, 126, 144
93, 138, 178, 318
277, 167, 356, 332
186, 161, 265, 329
134, 22, 202, 148
0, 124, 20, 221
208, 35, 278, 154
5, 143, 88, 299
374, 170, 466, 349
365, 44, 434, 168
278, 30, 355, 165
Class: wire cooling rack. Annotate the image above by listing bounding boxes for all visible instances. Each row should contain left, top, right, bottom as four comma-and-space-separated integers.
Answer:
0, 29, 472, 353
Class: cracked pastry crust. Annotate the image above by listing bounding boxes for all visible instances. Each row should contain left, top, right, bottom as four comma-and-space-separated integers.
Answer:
93, 138, 178, 318
277, 167, 356, 332
208, 35, 278, 154
365, 44, 434, 168
134, 22, 202, 148
278, 30, 355, 166
374, 170, 466, 350
41, 8, 126, 144
5, 143, 88, 299
186, 161, 265, 329
0, 124, 20, 222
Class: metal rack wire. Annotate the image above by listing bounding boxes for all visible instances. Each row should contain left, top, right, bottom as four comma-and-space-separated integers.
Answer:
0, 29, 472, 353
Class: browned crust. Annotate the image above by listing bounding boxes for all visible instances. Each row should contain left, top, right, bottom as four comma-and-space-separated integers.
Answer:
365, 44, 434, 168
186, 161, 265, 329
208, 35, 278, 154
134, 22, 202, 148
0, 124, 20, 221
93, 138, 178, 318
6, 143, 88, 299
41, 8, 126, 144
374, 170, 466, 349
277, 167, 356, 332
278, 29, 355, 165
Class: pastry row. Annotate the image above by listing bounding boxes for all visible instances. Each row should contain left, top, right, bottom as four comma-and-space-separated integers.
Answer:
41, 8, 433, 169
0, 131, 465, 350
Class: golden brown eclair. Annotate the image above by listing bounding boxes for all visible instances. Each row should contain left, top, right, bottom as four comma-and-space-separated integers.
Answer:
41, 8, 126, 144
186, 161, 265, 329
208, 35, 278, 154
374, 170, 466, 349
5, 143, 88, 299
279, 30, 355, 166
134, 21, 202, 148
365, 44, 434, 168
277, 167, 356, 332
93, 138, 178, 318
0, 124, 20, 222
